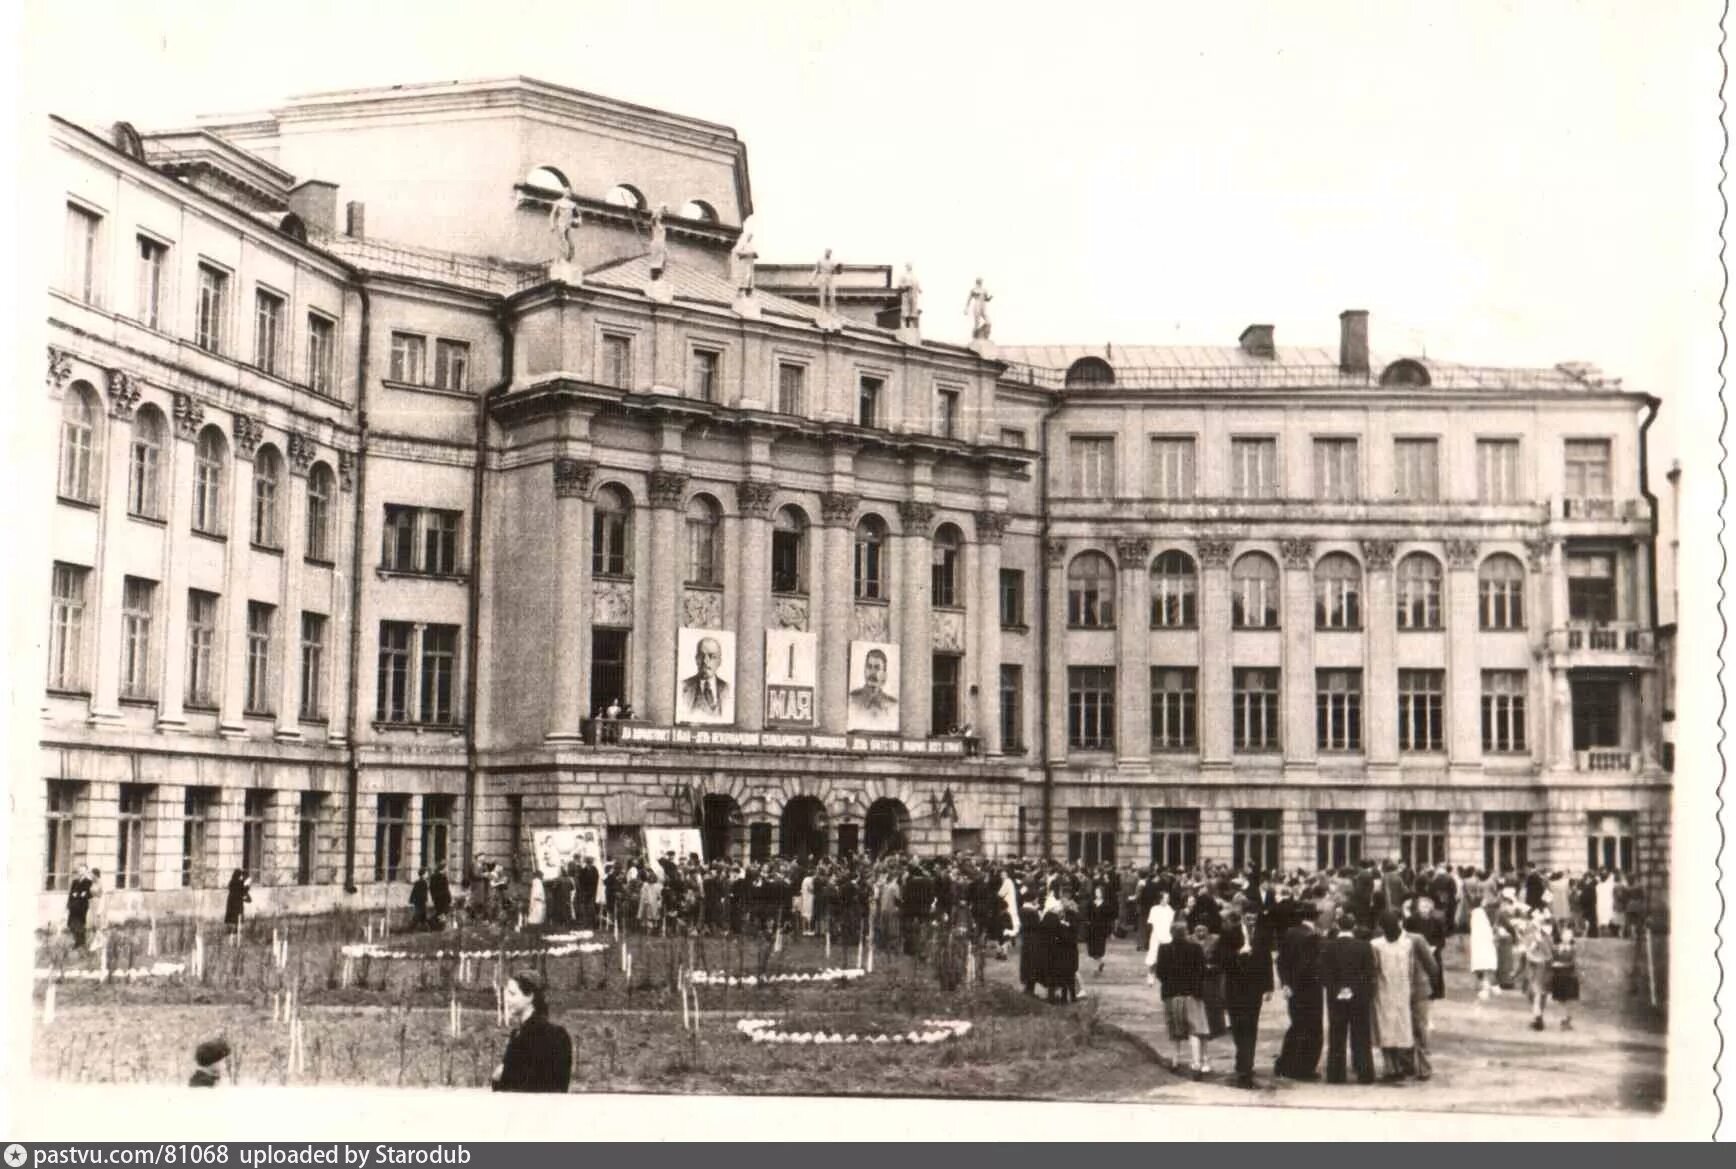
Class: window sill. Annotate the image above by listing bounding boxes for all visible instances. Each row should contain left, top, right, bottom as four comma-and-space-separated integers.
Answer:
305, 557, 336, 570
46, 687, 92, 699
1318, 750, 1366, 758
593, 573, 635, 584
184, 702, 220, 714
300, 714, 330, 725
1316, 625, 1364, 634
1232, 625, 1281, 633
372, 721, 464, 734
1066, 624, 1116, 632
1000, 623, 1029, 633
933, 604, 967, 615
1480, 626, 1527, 634
685, 581, 724, 592
57, 495, 100, 512
119, 695, 158, 708
252, 542, 284, 557
1001, 744, 1028, 755
375, 568, 468, 584
1149, 623, 1199, 632
244, 710, 277, 720
771, 589, 811, 600
854, 596, 891, 607
128, 511, 167, 527
1397, 626, 1444, 634
381, 378, 473, 400
1400, 749, 1447, 757
1151, 746, 1200, 755
1067, 744, 1116, 754
1233, 748, 1283, 757
192, 528, 228, 545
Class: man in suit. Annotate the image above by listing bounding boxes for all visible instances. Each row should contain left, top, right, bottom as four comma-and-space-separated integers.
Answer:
1218, 911, 1273, 1089
848, 648, 898, 726
429, 866, 453, 929
1319, 914, 1377, 1085
65, 864, 93, 949
677, 637, 731, 721
1274, 915, 1324, 1080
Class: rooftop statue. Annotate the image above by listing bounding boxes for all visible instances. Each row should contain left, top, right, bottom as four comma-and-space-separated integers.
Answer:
965, 277, 993, 341
549, 194, 582, 264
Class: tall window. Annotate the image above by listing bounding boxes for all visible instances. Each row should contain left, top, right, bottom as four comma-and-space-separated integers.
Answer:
592, 486, 632, 577
425, 510, 459, 575
854, 515, 888, 600
1483, 812, 1530, 874
931, 525, 961, 608
777, 362, 806, 414
1313, 552, 1362, 629
1150, 810, 1199, 868
1066, 808, 1117, 866
999, 664, 1023, 751
1233, 668, 1280, 750
382, 505, 417, 572
48, 563, 89, 691
136, 236, 167, 329
389, 333, 426, 384
590, 628, 629, 716
377, 621, 413, 722
182, 787, 214, 887
116, 785, 147, 889
1563, 439, 1612, 499
1587, 813, 1635, 873
771, 506, 807, 593
1572, 678, 1623, 750
935, 388, 960, 439
375, 795, 409, 882
690, 348, 720, 402
1479, 554, 1525, 629
307, 314, 335, 397
1067, 666, 1115, 750
857, 375, 882, 428
306, 464, 334, 560
254, 289, 286, 374
1316, 669, 1363, 751
1232, 810, 1281, 873
1393, 438, 1440, 501
252, 446, 282, 546
1149, 551, 1197, 628
192, 426, 226, 535
686, 495, 721, 585
1482, 670, 1528, 753
64, 203, 100, 303
184, 590, 218, 706
1398, 669, 1445, 752
420, 625, 458, 724
1069, 436, 1116, 496
601, 333, 633, 389
244, 602, 275, 715
1477, 439, 1521, 503
1316, 811, 1365, 870
422, 795, 456, 875
242, 790, 269, 881
1066, 552, 1115, 627
300, 612, 327, 720
119, 577, 156, 700
59, 385, 98, 503
1230, 437, 1278, 499
128, 407, 165, 518
1566, 553, 1616, 623
931, 653, 961, 733
999, 569, 1025, 628
45, 782, 78, 891
1314, 438, 1359, 501
434, 340, 470, 392
297, 792, 326, 885
1231, 552, 1280, 629
1400, 812, 1448, 870
1148, 437, 1195, 499
1396, 553, 1442, 629
194, 264, 229, 353
1149, 667, 1197, 750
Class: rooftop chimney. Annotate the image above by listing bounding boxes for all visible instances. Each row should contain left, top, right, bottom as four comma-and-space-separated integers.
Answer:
1339, 310, 1369, 377
345, 200, 366, 239
289, 181, 338, 237
1238, 324, 1276, 359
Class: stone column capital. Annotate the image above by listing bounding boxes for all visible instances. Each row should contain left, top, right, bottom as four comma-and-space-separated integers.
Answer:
897, 499, 936, 532
554, 457, 598, 499
232, 414, 264, 461
820, 491, 860, 526
1523, 539, 1550, 571
1359, 539, 1397, 571
1443, 539, 1480, 571
172, 392, 206, 441
736, 480, 776, 518
972, 510, 1008, 545
648, 469, 690, 509
1113, 536, 1151, 568
287, 432, 318, 477
1196, 539, 1234, 569
1045, 538, 1069, 567
1279, 538, 1315, 570
105, 369, 142, 419
47, 346, 73, 390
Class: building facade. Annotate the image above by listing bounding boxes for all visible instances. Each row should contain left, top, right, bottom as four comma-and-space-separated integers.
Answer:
36, 78, 1670, 922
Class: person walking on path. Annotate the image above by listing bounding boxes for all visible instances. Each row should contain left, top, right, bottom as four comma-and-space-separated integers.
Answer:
1521, 909, 1557, 1032
1155, 922, 1211, 1078
1369, 910, 1416, 1082
1083, 883, 1117, 975
1219, 910, 1273, 1090
1403, 915, 1441, 1081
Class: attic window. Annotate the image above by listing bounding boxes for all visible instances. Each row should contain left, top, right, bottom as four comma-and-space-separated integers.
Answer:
679, 199, 718, 223
524, 166, 570, 197
605, 184, 648, 211
1379, 359, 1431, 388
112, 122, 146, 161
1065, 357, 1116, 388
278, 213, 308, 243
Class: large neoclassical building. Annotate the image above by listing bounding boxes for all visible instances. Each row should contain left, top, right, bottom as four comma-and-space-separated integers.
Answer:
37, 77, 1670, 920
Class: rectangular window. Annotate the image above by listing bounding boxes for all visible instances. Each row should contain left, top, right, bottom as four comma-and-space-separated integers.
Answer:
192, 437, 224, 535
1069, 436, 1116, 496
420, 625, 458, 724
1586, 813, 1636, 874
1233, 668, 1281, 751
434, 339, 470, 392
771, 521, 804, 594
999, 427, 1027, 449
1230, 437, 1278, 499
195, 264, 229, 353
120, 576, 156, 700
307, 314, 336, 397
48, 563, 89, 691
777, 362, 806, 415
242, 790, 269, 882
1566, 554, 1617, 623
1148, 437, 1196, 499
1314, 438, 1359, 501
601, 333, 633, 389
375, 794, 409, 883
116, 784, 147, 890
245, 603, 275, 714
857, 375, 882, 428
1149, 666, 1197, 750
1564, 439, 1612, 500
424, 510, 461, 576
1571, 678, 1623, 750
1483, 812, 1530, 874
931, 653, 961, 735
999, 664, 1023, 751
1393, 438, 1440, 501
382, 505, 417, 572
1067, 808, 1117, 866
254, 289, 285, 375
297, 791, 326, 885
1399, 812, 1449, 870
1232, 810, 1281, 873
182, 787, 214, 888
936, 388, 961, 439
1477, 439, 1521, 503
1067, 666, 1115, 750
377, 621, 413, 722
64, 203, 100, 303
590, 628, 629, 716
185, 590, 218, 706
1482, 670, 1529, 752
1316, 668, 1363, 752
129, 418, 162, 518
1316, 811, 1365, 870
690, 348, 720, 402
1398, 669, 1445, 752
389, 333, 426, 384
999, 569, 1025, 628
1149, 809, 1199, 869
136, 236, 167, 329
45, 781, 78, 891
422, 795, 455, 876
300, 612, 327, 719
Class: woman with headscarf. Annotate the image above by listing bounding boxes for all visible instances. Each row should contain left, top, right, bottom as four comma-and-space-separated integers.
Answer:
492, 971, 573, 1093
223, 869, 251, 932
1369, 909, 1416, 1081
1521, 909, 1557, 1032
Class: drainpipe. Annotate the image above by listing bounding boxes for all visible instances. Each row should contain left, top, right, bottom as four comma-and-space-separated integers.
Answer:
1637, 395, 1662, 632
463, 307, 512, 873
1035, 391, 1065, 858
342, 284, 372, 893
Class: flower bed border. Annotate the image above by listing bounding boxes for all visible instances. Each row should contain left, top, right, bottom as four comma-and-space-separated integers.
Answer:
735, 1017, 972, 1046
690, 967, 867, 988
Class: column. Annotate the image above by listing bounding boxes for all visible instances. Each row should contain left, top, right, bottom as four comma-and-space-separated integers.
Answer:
1361, 539, 1398, 767
1114, 536, 1151, 766
1197, 540, 1234, 766
219, 415, 262, 738
1525, 540, 1549, 770
735, 480, 775, 730
275, 454, 310, 740
546, 458, 595, 741
1548, 539, 1569, 634
1445, 539, 1481, 764
1632, 541, 1653, 628
87, 379, 138, 727
1044, 539, 1069, 764
1551, 671, 1574, 772
155, 402, 198, 731
818, 491, 858, 733
1279, 539, 1317, 766
972, 511, 1007, 755
328, 450, 357, 745
646, 470, 687, 724
897, 500, 935, 738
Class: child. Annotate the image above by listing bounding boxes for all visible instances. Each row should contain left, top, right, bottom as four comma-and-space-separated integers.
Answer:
1549, 920, 1580, 1031
189, 1038, 230, 1087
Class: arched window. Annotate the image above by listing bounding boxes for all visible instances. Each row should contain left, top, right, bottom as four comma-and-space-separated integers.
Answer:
1067, 551, 1116, 627
685, 494, 722, 585
306, 462, 334, 561
854, 515, 888, 600
931, 524, 964, 608
1479, 553, 1525, 630
1379, 359, 1432, 388
605, 184, 648, 210
1397, 553, 1443, 629
1149, 550, 1197, 628
1064, 357, 1116, 387
252, 444, 282, 547
192, 425, 227, 535
1231, 552, 1280, 629
58, 383, 100, 503
1314, 552, 1363, 630
771, 506, 808, 594
679, 199, 718, 223
592, 485, 633, 577
128, 405, 166, 519
524, 166, 570, 195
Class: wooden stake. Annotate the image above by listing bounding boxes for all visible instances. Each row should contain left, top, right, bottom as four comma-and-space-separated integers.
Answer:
43, 983, 56, 1026
147, 917, 158, 957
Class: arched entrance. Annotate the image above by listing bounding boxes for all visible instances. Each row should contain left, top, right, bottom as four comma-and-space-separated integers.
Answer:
863, 798, 911, 858
701, 794, 743, 862
779, 796, 829, 859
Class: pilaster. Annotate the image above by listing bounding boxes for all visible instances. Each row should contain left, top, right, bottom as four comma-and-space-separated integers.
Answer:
548, 458, 596, 740
1279, 538, 1317, 767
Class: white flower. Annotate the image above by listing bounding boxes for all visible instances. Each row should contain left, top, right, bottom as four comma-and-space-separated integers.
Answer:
846, 1034, 859, 1044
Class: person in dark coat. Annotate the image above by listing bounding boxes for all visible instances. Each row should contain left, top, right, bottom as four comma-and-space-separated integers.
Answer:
409, 870, 430, 930
901, 866, 935, 956
1083, 884, 1117, 974
1523, 863, 1547, 912
1350, 863, 1378, 929
1051, 899, 1081, 1002
1318, 914, 1377, 1085
188, 1037, 230, 1088
1218, 912, 1273, 1089
65, 865, 93, 949
223, 869, 251, 930
492, 972, 572, 1093
1187, 887, 1222, 936
429, 867, 453, 929
1429, 868, 1458, 935
1017, 893, 1045, 995
1404, 895, 1448, 1000
572, 857, 598, 930
1274, 917, 1324, 1080
1155, 922, 1211, 1076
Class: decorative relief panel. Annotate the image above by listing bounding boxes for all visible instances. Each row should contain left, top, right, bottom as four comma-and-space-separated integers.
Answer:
931, 610, 965, 653
337, 450, 356, 492
737, 480, 775, 519
1196, 539, 1234, 569
649, 469, 689, 509
852, 603, 891, 642
232, 414, 264, 460
1359, 539, 1397, 571
554, 458, 597, 499
47, 347, 73, 390
820, 491, 859, 525
973, 510, 1008, 545
682, 588, 723, 629
773, 595, 811, 631
173, 392, 205, 440
1113, 536, 1150, 569
1443, 539, 1480, 570
897, 500, 936, 531
287, 432, 318, 476
105, 370, 141, 419
593, 580, 635, 627
1278, 538, 1315, 570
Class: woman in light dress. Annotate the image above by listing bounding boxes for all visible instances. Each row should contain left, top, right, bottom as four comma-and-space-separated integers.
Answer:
1369, 910, 1416, 1081
1469, 890, 1501, 998
527, 873, 547, 927
799, 871, 817, 936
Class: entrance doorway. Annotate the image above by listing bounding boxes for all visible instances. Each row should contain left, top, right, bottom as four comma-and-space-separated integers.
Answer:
701, 794, 742, 861
779, 796, 828, 859
863, 798, 910, 858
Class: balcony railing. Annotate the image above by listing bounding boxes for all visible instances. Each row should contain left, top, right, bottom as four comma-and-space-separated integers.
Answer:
1580, 749, 1634, 773
1549, 623, 1654, 657
1559, 497, 1646, 521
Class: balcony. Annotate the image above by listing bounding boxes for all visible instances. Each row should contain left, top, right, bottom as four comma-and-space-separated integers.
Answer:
1547, 623, 1656, 669
1550, 496, 1651, 536
1577, 749, 1636, 774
